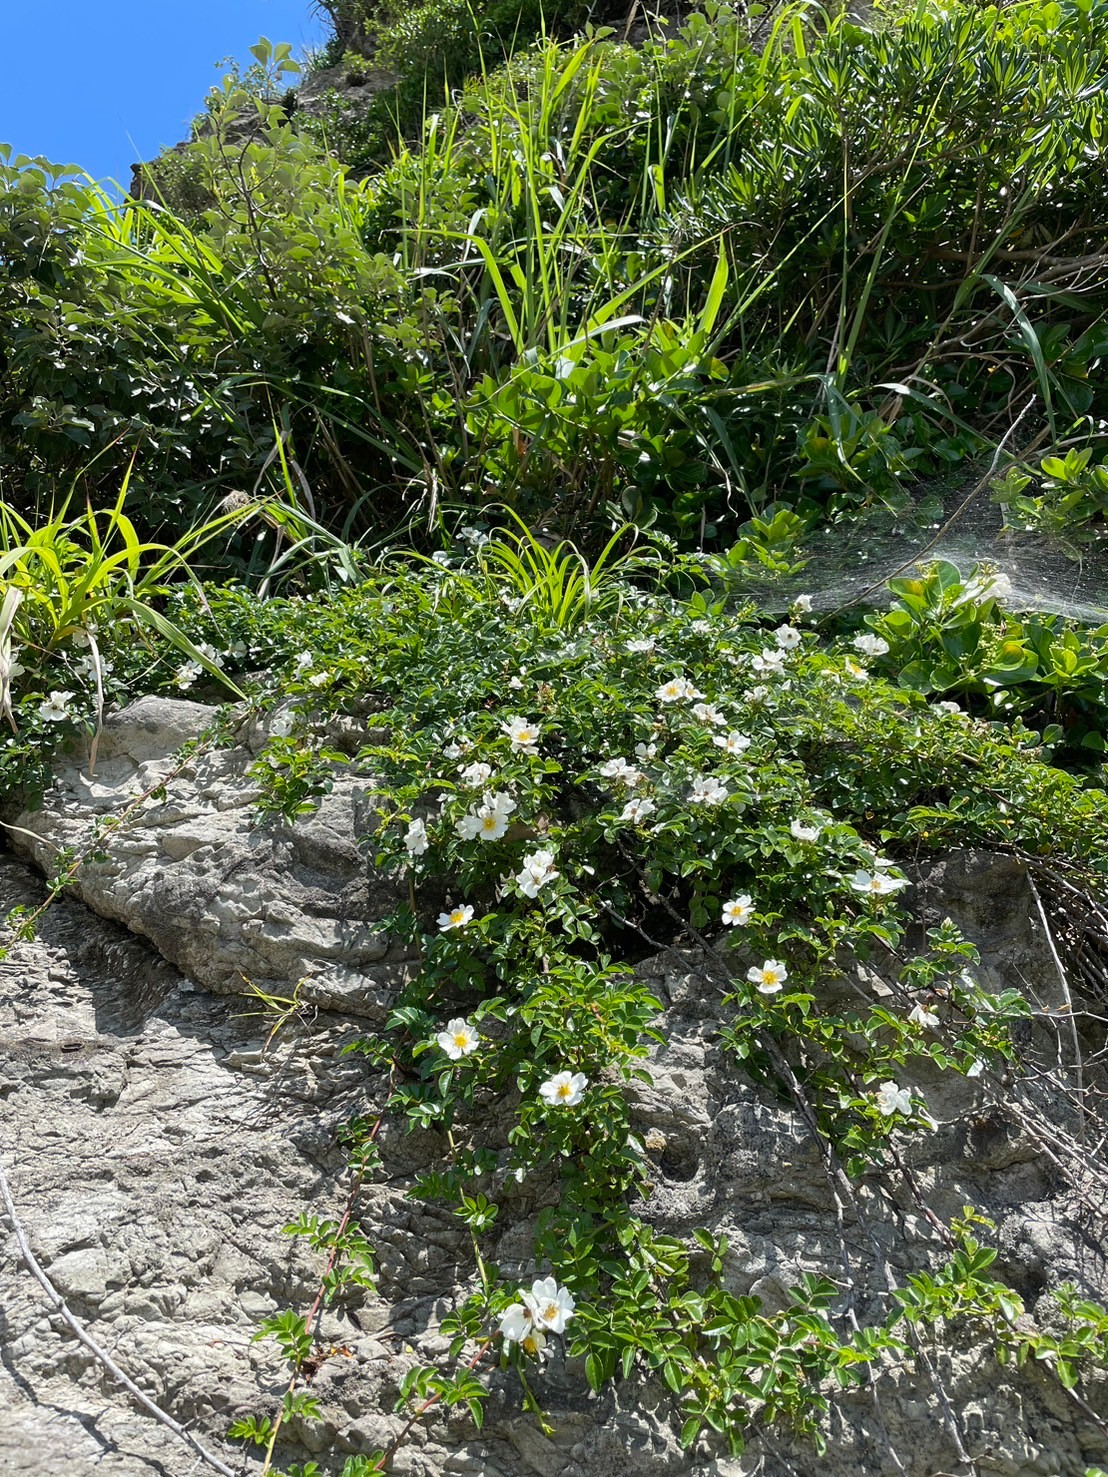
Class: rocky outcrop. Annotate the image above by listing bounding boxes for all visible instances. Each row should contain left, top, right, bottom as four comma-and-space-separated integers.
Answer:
294, 58, 397, 123
8, 697, 414, 1017
3, 700, 1108, 1475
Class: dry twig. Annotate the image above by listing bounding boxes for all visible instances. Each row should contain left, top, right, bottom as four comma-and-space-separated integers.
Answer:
0, 1152, 237, 1477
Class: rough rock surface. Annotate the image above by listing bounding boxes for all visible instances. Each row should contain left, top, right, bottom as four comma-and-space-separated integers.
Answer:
293, 59, 398, 124
8, 697, 415, 1017
4, 702, 1108, 1475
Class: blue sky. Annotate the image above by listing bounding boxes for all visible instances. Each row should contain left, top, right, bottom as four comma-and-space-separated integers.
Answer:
0, 1, 326, 190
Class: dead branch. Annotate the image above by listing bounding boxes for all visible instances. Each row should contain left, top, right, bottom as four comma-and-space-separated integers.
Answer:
0, 1153, 237, 1477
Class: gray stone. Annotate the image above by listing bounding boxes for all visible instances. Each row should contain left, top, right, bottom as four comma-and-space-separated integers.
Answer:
7, 697, 415, 1018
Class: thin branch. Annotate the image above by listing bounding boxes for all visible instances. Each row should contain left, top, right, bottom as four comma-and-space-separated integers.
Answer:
1028, 875, 1086, 1145
0, 1152, 237, 1477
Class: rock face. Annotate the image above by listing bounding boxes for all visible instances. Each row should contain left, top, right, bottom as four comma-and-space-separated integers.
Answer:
8, 697, 415, 1017
3, 700, 1108, 1476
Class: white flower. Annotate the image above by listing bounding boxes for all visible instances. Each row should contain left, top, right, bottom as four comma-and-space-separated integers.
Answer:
443, 739, 471, 759
843, 657, 869, 682
600, 757, 642, 785
457, 525, 490, 547
751, 648, 787, 673
508, 676, 524, 691
525, 1276, 576, 1333
747, 684, 769, 704
984, 571, 1013, 602
747, 959, 788, 994
874, 1081, 913, 1117
958, 570, 1012, 606
620, 797, 656, 825
539, 1070, 588, 1107
174, 662, 202, 690
458, 811, 507, 842
37, 690, 75, 723
656, 676, 693, 703
634, 741, 657, 760
499, 1303, 534, 1342
269, 711, 295, 738
404, 818, 429, 856
908, 1002, 940, 1029
516, 849, 559, 898
293, 651, 314, 673
229, 640, 249, 659
503, 717, 541, 753
713, 730, 751, 755
193, 641, 222, 667
460, 761, 494, 787
626, 638, 656, 653
774, 624, 802, 650
438, 904, 475, 931
519, 1326, 549, 1359
853, 632, 889, 658
849, 870, 909, 897
790, 819, 822, 842
431, 550, 452, 566
435, 1017, 480, 1059
722, 895, 754, 927
307, 670, 330, 688
457, 791, 516, 842
792, 594, 813, 614
688, 774, 728, 806
935, 701, 963, 717
692, 702, 727, 726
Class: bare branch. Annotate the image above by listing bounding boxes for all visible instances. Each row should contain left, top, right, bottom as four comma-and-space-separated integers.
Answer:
0, 1153, 237, 1477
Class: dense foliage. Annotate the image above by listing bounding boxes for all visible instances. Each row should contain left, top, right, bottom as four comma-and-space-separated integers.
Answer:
3, 0, 1107, 557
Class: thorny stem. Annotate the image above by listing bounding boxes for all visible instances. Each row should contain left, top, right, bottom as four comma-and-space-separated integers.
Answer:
375, 1337, 497, 1472
447, 1127, 492, 1295
260, 1110, 384, 1477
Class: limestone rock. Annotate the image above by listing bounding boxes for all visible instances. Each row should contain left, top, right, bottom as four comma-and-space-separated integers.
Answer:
8, 697, 414, 1018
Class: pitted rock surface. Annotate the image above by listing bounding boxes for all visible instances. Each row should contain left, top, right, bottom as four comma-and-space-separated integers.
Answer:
7, 697, 415, 1017
4, 721, 1108, 1474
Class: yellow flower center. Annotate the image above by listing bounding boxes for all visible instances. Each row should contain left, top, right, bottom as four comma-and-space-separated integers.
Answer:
556, 1083, 572, 1099
453, 1033, 469, 1049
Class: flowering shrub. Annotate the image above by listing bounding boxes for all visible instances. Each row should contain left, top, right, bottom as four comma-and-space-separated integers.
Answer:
114, 552, 1108, 1464
11, 545, 1108, 1464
